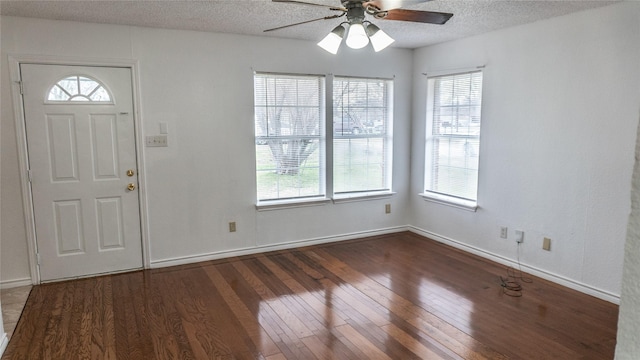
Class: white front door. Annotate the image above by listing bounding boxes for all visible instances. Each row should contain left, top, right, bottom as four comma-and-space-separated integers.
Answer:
21, 64, 142, 282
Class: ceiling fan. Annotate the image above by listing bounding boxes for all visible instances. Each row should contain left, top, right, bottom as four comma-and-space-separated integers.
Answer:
264, 0, 453, 53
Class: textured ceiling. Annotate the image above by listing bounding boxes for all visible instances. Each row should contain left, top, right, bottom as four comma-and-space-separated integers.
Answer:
0, 0, 620, 49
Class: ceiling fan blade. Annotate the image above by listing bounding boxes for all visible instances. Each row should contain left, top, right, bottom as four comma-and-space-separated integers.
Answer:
383, 9, 453, 24
365, 0, 429, 11
272, 0, 347, 11
264, 14, 345, 32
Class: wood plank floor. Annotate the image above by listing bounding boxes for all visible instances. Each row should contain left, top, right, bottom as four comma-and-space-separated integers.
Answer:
2, 232, 618, 359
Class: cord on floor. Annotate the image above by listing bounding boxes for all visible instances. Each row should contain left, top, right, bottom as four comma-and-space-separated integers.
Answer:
500, 242, 532, 297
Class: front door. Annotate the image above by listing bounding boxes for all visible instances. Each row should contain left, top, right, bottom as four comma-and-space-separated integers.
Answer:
21, 64, 142, 282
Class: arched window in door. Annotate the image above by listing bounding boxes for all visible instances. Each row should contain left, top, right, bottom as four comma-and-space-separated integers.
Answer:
47, 75, 113, 103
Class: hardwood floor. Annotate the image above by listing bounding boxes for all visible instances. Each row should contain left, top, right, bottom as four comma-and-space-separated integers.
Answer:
2, 232, 618, 359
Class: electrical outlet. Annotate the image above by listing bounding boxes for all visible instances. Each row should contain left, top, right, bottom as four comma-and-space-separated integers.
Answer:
385, 204, 391, 214
500, 226, 508, 239
515, 230, 524, 243
229, 222, 236, 232
543, 237, 551, 251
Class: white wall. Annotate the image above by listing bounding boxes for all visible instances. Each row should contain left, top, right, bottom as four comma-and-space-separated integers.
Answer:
0, 16, 413, 283
616, 116, 640, 358
411, 1, 640, 301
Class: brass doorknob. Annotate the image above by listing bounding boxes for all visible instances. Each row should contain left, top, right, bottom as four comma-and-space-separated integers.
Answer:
126, 169, 135, 177
127, 183, 136, 191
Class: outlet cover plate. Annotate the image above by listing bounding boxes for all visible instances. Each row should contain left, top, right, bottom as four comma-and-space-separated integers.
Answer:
515, 230, 524, 243
500, 226, 508, 239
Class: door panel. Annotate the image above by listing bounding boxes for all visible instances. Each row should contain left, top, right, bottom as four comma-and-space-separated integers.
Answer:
21, 64, 142, 281
91, 114, 120, 179
47, 114, 79, 181
95, 197, 125, 250
53, 200, 85, 254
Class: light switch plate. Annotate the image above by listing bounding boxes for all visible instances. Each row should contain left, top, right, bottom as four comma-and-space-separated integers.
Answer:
146, 135, 168, 147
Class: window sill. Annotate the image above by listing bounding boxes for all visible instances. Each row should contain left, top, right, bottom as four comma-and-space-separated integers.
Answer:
332, 191, 396, 204
419, 192, 478, 212
256, 192, 395, 210
256, 197, 332, 211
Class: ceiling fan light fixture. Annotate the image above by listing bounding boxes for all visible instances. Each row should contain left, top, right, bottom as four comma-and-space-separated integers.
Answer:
345, 22, 369, 49
366, 23, 395, 52
317, 24, 345, 54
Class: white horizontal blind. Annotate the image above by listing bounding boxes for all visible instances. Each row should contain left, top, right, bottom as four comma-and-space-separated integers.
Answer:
254, 73, 325, 202
425, 71, 483, 201
333, 77, 392, 194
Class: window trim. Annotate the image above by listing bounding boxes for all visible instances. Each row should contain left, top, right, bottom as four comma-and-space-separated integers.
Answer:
255, 196, 332, 211
333, 190, 395, 203
419, 191, 478, 212
423, 67, 484, 209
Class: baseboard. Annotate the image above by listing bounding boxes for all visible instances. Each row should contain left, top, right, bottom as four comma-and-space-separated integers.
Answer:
0, 278, 32, 290
0, 332, 8, 357
151, 226, 409, 269
408, 226, 621, 304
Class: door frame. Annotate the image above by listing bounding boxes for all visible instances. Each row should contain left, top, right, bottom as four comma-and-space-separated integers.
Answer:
8, 55, 151, 284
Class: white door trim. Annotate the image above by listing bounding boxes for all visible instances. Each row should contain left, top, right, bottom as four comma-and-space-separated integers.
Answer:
8, 54, 151, 284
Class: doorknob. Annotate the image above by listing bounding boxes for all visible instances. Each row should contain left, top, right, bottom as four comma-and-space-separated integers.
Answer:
126, 169, 135, 177
127, 183, 136, 191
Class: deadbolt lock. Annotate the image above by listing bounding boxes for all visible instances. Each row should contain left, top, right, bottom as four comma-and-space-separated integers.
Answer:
127, 183, 136, 191
126, 169, 135, 177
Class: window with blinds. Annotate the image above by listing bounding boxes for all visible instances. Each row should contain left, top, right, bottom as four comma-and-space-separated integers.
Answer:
425, 71, 483, 204
254, 73, 325, 202
333, 77, 393, 194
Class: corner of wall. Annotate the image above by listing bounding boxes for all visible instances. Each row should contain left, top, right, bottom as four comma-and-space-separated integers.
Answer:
615, 110, 640, 359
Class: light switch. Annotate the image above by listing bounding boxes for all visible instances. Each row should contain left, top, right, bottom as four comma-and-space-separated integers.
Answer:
160, 122, 169, 134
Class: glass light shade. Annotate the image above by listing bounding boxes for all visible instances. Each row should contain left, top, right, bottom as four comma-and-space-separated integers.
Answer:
345, 23, 369, 49
317, 25, 345, 54
367, 24, 395, 52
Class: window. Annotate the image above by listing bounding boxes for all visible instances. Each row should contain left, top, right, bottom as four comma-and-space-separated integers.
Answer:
254, 73, 325, 203
47, 75, 112, 103
424, 70, 483, 209
254, 73, 394, 207
333, 77, 392, 195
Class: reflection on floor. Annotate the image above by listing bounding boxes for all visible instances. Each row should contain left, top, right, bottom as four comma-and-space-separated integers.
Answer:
1, 286, 32, 340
